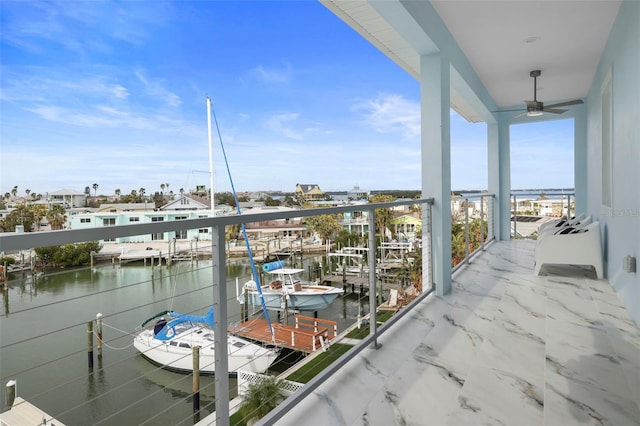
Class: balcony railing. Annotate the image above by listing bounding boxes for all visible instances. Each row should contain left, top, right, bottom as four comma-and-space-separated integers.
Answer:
510, 190, 575, 238
451, 193, 496, 271
0, 198, 433, 425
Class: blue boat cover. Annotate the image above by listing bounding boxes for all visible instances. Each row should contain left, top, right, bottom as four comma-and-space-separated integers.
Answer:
262, 260, 285, 272
154, 307, 214, 341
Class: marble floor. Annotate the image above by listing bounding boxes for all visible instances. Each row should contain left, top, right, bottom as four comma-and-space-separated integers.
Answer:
271, 240, 640, 426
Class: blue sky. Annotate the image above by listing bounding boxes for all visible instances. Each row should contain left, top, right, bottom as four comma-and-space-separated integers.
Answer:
0, 1, 574, 198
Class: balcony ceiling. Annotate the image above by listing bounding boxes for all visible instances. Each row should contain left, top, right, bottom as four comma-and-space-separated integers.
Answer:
321, 0, 621, 121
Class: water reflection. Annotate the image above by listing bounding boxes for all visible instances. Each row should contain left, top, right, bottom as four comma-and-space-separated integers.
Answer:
1, 254, 373, 424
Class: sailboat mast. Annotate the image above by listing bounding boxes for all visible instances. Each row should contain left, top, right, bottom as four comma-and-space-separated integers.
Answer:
207, 97, 215, 217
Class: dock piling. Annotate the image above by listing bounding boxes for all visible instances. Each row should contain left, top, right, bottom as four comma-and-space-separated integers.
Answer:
96, 313, 103, 357
87, 321, 94, 369
192, 346, 200, 413
6, 379, 16, 408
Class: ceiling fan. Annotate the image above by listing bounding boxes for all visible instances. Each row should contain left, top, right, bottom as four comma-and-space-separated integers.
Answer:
499, 70, 584, 118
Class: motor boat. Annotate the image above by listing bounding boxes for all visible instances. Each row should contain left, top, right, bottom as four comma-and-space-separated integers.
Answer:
238, 261, 344, 312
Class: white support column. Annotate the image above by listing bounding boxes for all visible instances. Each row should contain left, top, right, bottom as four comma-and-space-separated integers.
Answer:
488, 119, 511, 240
574, 107, 587, 215
421, 53, 452, 296
212, 223, 229, 424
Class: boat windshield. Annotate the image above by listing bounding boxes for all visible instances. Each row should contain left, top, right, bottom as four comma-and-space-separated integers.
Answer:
155, 319, 196, 341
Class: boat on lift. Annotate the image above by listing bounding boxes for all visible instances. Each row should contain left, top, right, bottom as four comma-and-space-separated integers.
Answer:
239, 261, 344, 311
133, 308, 279, 374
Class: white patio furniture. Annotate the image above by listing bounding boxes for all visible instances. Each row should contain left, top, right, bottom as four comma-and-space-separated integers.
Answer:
534, 221, 603, 278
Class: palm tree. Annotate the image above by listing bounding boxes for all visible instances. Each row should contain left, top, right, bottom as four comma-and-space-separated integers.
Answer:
369, 194, 395, 240
11, 186, 18, 197
92, 183, 99, 197
238, 376, 286, 425
115, 188, 121, 200
160, 183, 165, 196
25, 189, 31, 199
46, 204, 67, 230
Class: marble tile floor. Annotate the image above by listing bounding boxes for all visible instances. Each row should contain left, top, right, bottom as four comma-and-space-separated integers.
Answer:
272, 240, 640, 426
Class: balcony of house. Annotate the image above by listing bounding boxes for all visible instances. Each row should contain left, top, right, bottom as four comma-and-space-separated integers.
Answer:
1, 198, 638, 425
263, 238, 640, 425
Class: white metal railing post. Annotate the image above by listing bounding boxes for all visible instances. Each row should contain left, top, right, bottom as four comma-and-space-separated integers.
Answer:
512, 194, 517, 238
426, 201, 433, 291
480, 195, 485, 249
368, 207, 380, 349
491, 195, 496, 241
464, 198, 470, 264
212, 223, 229, 425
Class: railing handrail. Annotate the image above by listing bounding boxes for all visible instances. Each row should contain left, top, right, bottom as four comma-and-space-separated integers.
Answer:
0, 198, 434, 252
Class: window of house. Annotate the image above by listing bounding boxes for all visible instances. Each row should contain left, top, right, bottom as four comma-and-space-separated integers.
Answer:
151, 216, 164, 240
129, 217, 140, 222
175, 216, 187, 239
80, 218, 91, 223
103, 218, 116, 226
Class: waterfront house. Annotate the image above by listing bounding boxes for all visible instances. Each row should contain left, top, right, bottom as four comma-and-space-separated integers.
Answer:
340, 207, 370, 237
346, 185, 369, 200
390, 214, 422, 240
295, 183, 325, 201
240, 206, 307, 240
48, 188, 86, 208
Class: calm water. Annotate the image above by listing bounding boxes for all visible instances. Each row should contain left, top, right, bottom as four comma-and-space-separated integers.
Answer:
0, 256, 368, 425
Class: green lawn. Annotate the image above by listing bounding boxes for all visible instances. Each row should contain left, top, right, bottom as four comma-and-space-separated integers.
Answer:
284, 343, 352, 384
230, 309, 398, 425
344, 309, 395, 339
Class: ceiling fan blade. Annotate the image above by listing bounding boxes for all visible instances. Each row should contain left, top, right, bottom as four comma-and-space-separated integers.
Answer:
543, 108, 568, 114
544, 99, 584, 109
514, 111, 529, 118
492, 108, 525, 113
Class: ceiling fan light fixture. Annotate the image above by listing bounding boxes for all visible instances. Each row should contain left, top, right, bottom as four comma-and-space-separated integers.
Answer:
527, 110, 544, 117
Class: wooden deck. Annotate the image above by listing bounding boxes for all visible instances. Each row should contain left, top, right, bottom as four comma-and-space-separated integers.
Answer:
229, 315, 337, 354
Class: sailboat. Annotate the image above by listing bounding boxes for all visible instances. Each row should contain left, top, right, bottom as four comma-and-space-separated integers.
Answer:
133, 308, 279, 374
134, 98, 281, 374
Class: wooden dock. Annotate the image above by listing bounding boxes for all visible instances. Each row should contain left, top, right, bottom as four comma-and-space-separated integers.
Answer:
0, 397, 65, 426
229, 315, 337, 354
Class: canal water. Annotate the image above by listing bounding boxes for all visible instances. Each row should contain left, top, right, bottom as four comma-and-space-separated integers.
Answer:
0, 256, 369, 425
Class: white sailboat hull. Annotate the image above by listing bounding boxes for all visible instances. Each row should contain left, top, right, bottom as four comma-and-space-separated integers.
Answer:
134, 327, 278, 374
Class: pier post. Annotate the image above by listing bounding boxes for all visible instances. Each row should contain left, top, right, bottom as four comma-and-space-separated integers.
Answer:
90, 251, 94, 269
96, 313, 103, 357
192, 346, 200, 414
87, 321, 94, 369
6, 379, 16, 408
243, 288, 249, 322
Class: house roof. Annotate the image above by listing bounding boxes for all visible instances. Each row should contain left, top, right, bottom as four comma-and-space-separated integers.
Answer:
96, 203, 150, 212
390, 214, 422, 226
50, 189, 86, 196
296, 184, 323, 194
160, 195, 210, 210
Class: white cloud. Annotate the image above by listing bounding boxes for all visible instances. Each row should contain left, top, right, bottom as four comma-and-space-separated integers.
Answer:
134, 69, 182, 107
265, 113, 302, 139
251, 64, 292, 84
351, 93, 420, 139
